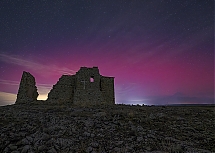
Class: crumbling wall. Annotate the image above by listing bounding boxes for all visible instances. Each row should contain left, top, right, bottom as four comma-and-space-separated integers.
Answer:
46, 66, 115, 105
16, 71, 38, 104
73, 67, 106, 105
18, 66, 116, 105
47, 75, 75, 104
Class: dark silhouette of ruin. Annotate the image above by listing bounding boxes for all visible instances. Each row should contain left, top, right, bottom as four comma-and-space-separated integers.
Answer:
16, 67, 115, 105
16, 72, 38, 104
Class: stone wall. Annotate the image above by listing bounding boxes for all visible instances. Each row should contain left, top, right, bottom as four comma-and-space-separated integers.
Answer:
73, 67, 106, 105
73, 90, 105, 105
101, 77, 115, 105
47, 75, 76, 104
46, 66, 115, 105
16, 71, 38, 104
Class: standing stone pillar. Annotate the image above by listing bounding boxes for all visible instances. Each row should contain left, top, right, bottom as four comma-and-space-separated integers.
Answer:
15, 71, 39, 104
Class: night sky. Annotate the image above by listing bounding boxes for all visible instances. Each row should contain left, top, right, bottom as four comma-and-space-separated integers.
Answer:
0, 0, 214, 106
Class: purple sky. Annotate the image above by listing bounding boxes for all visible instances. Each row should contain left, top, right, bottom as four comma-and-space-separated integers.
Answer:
0, 1, 214, 106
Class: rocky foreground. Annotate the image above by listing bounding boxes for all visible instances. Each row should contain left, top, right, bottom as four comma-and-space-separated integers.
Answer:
0, 103, 214, 153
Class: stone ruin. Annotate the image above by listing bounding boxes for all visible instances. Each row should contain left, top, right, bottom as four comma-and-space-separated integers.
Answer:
47, 66, 115, 105
16, 71, 39, 104
15, 67, 115, 105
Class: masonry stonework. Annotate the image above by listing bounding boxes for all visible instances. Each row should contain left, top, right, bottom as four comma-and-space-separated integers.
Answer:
47, 67, 115, 105
16, 71, 39, 104
47, 75, 76, 104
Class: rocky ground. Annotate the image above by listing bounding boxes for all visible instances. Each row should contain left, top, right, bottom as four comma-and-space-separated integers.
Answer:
0, 103, 214, 153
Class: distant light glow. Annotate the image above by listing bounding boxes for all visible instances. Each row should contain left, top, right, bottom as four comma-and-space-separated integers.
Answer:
37, 94, 48, 100
0, 92, 16, 106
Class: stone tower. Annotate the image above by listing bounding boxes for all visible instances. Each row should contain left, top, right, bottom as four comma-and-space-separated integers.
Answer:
16, 71, 39, 104
47, 67, 115, 105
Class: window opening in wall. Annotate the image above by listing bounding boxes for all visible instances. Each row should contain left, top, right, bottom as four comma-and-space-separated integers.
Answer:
90, 76, 94, 82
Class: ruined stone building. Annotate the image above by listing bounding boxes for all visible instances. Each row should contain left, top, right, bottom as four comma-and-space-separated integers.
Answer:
16, 67, 115, 105
47, 67, 115, 105
16, 71, 39, 104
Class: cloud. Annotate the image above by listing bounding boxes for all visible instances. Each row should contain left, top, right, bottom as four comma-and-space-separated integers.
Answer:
0, 81, 52, 104
0, 78, 53, 101
115, 83, 137, 94
0, 92, 16, 106
0, 79, 52, 92
0, 79, 19, 86
0, 53, 76, 76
